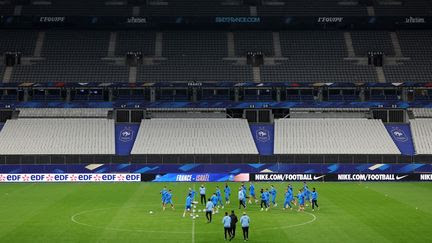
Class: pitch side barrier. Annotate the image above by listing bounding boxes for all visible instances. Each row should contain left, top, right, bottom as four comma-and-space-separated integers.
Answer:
0, 163, 432, 183
1, 154, 431, 164
0, 16, 431, 30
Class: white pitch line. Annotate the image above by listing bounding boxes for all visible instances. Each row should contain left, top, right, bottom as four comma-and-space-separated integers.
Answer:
71, 205, 317, 234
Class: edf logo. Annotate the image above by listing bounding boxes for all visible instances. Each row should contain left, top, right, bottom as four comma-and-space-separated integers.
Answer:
256, 127, 270, 142
390, 127, 408, 142
119, 127, 134, 142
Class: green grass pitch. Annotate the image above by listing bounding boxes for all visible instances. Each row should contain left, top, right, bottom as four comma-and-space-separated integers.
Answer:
0, 182, 431, 243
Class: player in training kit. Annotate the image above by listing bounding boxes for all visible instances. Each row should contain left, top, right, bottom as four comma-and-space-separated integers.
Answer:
241, 183, 248, 205
189, 188, 196, 201
240, 212, 250, 241
199, 185, 206, 205
224, 184, 231, 204
216, 186, 224, 208
205, 199, 214, 223
270, 185, 277, 207
238, 187, 246, 209
311, 187, 319, 211
222, 212, 232, 241
183, 194, 193, 217
249, 182, 257, 204
264, 189, 270, 211
211, 193, 219, 214
303, 183, 311, 206
160, 186, 168, 208
163, 189, 174, 211
297, 189, 305, 212
283, 189, 293, 210
260, 189, 268, 211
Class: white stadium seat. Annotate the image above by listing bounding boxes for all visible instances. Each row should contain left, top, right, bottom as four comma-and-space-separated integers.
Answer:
18, 108, 110, 118
274, 119, 400, 154
410, 119, 432, 155
131, 118, 258, 154
0, 118, 115, 155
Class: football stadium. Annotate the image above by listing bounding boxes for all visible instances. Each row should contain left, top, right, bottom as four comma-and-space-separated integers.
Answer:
1, 0, 432, 242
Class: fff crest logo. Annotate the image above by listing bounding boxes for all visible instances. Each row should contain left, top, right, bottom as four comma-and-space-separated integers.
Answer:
119, 127, 134, 142
390, 127, 408, 142
256, 127, 270, 142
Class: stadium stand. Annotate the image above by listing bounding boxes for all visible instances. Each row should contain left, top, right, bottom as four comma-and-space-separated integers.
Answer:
131, 118, 258, 154
22, 0, 132, 16
257, 0, 367, 16
351, 31, 395, 57
374, 0, 432, 16
289, 108, 370, 119
18, 108, 111, 118
140, 0, 250, 16
0, 30, 38, 56
261, 31, 377, 82
0, 118, 115, 155
384, 31, 432, 83
234, 31, 274, 57
0, 28, 431, 83
411, 119, 432, 155
138, 31, 253, 82
11, 31, 129, 82
274, 119, 400, 154
410, 108, 432, 118
116, 31, 156, 56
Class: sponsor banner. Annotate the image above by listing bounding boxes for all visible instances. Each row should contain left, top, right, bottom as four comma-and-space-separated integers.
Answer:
215, 16, 261, 24
419, 174, 432, 181
1, 16, 432, 30
141, 173, 249, 182
251, 173, 326, 181
385, 124, 415, 155
250, 125, 274, 155
332, 173, 415, 181
251, 173, 431, 182
0, 173, 141, 183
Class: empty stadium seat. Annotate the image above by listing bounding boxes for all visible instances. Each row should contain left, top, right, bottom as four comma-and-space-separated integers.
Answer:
274, 119, 400, 154
0, 119, 115, 155
410, 119, 432, 155
131, 118, 258, 154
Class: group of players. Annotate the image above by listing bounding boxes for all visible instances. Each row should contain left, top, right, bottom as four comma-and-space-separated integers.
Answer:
160, 182, 319, 217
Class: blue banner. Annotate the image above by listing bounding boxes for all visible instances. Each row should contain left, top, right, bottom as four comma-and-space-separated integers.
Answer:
115, 124, 140, 155
150, 173, 248, 182
249, 125, 274, 155
385, 124, 416, 156
0, 163, 431, 174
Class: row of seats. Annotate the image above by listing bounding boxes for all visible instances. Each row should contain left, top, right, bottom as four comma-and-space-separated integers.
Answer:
131, 118, 259, 154
0, 116, 429, 155
5, 30, 429, 83
274, 119, 400, 154
411, 119, 432, 155
0, 119, 115, 155
18, 108, 111, 118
